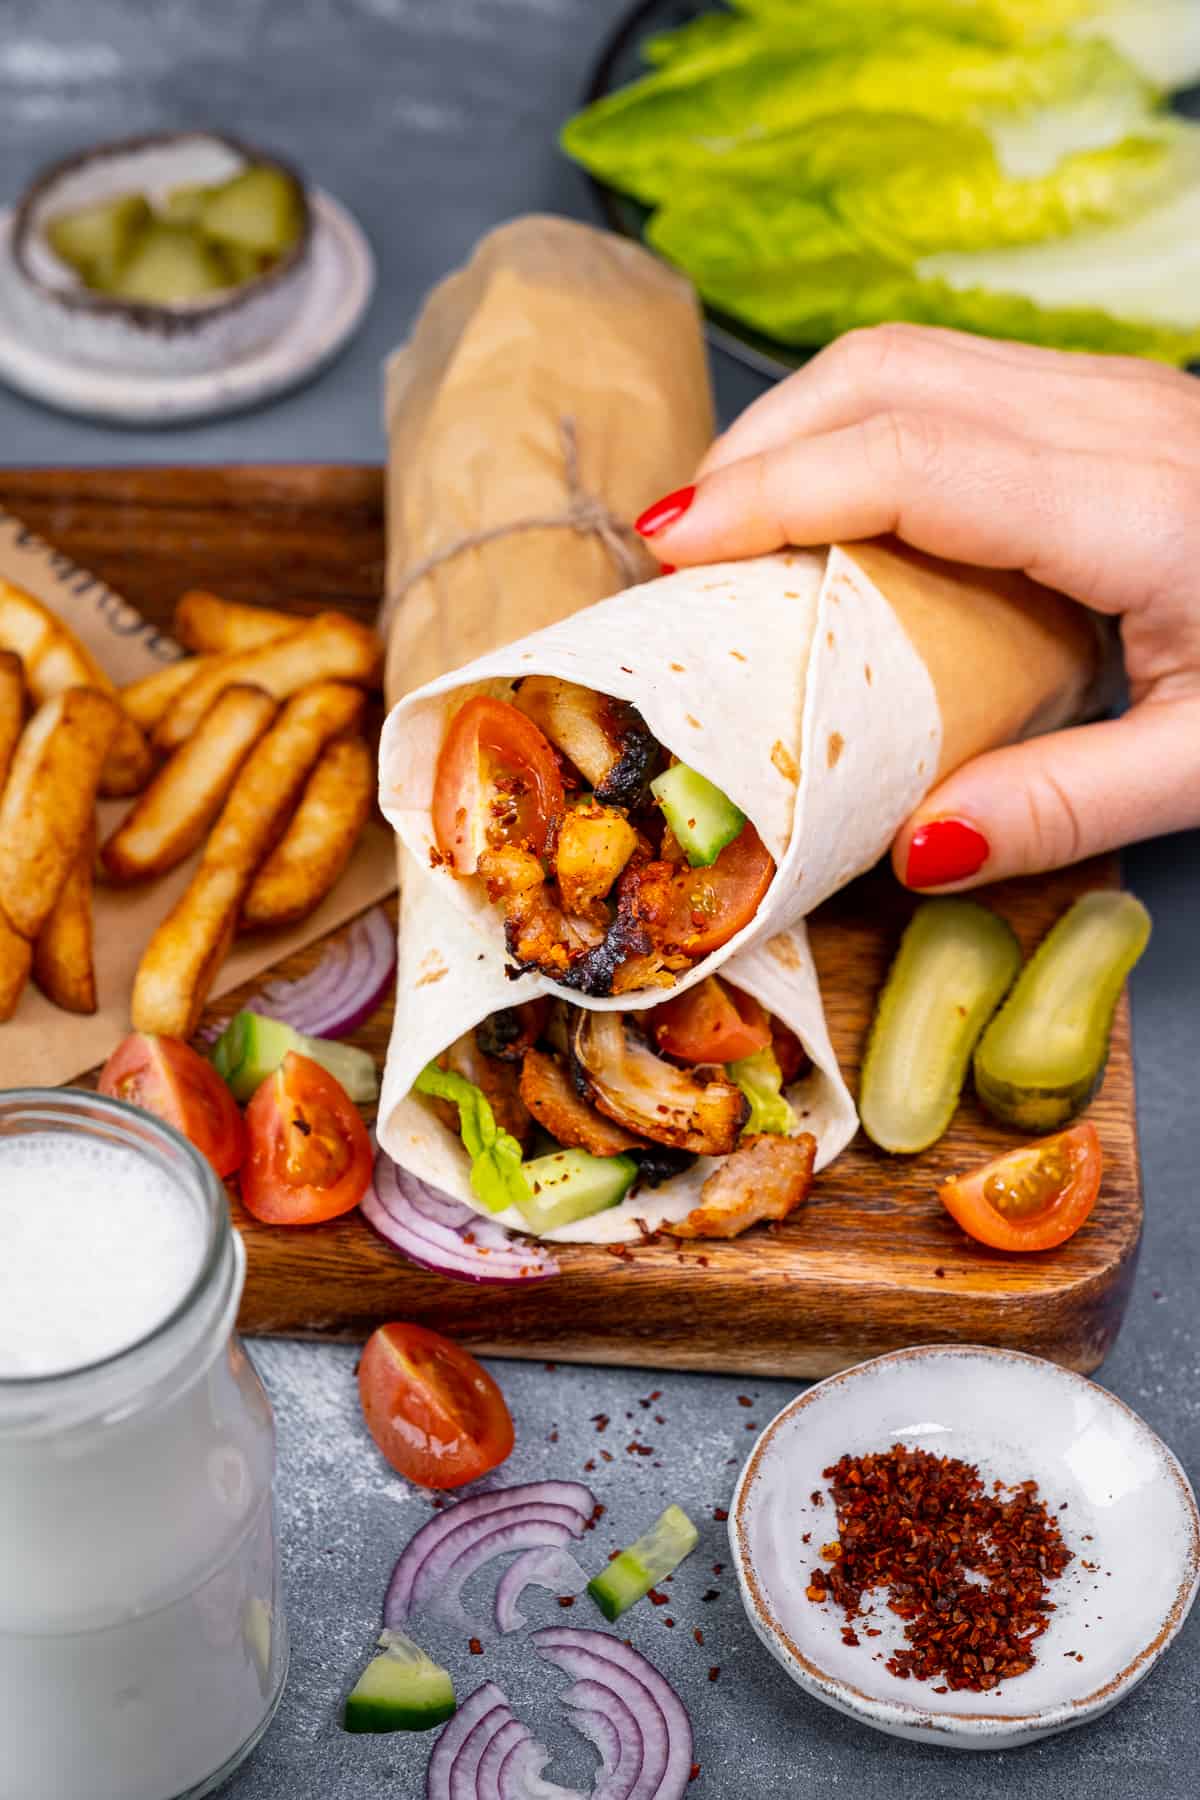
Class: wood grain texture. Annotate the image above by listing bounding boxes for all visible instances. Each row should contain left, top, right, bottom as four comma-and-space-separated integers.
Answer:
0, 467, 1140, 1377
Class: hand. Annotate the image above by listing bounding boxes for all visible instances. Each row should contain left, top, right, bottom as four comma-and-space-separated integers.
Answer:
633, 325, 1200, 890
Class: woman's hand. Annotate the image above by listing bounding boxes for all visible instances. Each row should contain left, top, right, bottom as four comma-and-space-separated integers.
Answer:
633, 324, 1200, 890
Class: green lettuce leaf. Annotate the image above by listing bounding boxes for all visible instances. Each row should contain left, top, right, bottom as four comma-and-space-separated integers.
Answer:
562, 33, 1154, 204
645, 120, 1200, 362
413, 1063, 529, 1214
728, 1048, 797, 1136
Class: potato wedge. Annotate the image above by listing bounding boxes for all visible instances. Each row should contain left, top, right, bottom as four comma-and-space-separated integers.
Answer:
131, 682, 366, 1036
0, 904, 32, 1021
0, 649, 24, 791
0, 688, 120, 940
0, 578, 152, 796
33, 823, 97, 1014
174, 589, 300, 655
242, 734, 373, 929
155, 613, 381, 750
102, 684, 278, 882
120, 653, 220, 730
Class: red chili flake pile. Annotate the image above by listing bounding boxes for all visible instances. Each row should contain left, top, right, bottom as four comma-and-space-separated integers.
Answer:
806, 1444, 1073, 1691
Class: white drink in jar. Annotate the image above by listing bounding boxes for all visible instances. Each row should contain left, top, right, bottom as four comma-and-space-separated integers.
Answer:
0, 1094, 287, 1800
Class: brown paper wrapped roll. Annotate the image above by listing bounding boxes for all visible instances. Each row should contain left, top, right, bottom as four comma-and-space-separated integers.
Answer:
383, 214, 714, 705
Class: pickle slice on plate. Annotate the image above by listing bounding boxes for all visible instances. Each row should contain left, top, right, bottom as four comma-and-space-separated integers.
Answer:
103, 222, 232, 304
159, 182, 216, 225
198, 164, 302, 255
45, 192, 151, 279
860, 899, 1021, 1154
974, 891, 1150, 1132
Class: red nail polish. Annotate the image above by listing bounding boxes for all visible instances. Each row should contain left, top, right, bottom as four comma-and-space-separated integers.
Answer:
905, 818, 989, 889
658, 563, 677, 575
635, 485, 695, 538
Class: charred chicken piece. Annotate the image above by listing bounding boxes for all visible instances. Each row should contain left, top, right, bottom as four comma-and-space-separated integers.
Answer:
476, 1000, 548, 1062
557, 859, 691, 997
479, 845, 603, 978
443, 1029, 533, 1147
519, 1047, 647, 1156
554, 802, 640, 919
629, 1145, 697, 1187
665, 1132, 816, 1239
513, 677, 659, 807
571, 1010, 748, 1155
771, 1019, 810, 1087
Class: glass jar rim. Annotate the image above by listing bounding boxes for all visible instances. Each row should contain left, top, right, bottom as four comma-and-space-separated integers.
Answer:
0, 1086, 229, 1392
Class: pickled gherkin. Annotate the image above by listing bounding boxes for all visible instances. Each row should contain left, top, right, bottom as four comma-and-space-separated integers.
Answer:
45, 192, 151, 281
198, 165, 303, 256
860, 900, 1021, 1154
974, 892, 1150, 1132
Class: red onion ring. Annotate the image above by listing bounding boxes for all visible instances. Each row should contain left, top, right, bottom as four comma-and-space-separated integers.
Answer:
532, 1629, 693, 1800
496, 1737, 586, 1799
562, 1683, 643, 1800
253, 904, 396, 1038
385, 1482, 595, 1626
478, 1717, 532, 1800
424, 1515, 587, 1633
428, 1683, 514, 1800
495, 1548, 587, 1635
365, 1153, 558, 1286
451, 1696, 518, 1800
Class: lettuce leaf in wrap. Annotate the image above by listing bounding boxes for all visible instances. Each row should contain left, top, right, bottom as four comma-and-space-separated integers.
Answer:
413, 1062, 530, 1213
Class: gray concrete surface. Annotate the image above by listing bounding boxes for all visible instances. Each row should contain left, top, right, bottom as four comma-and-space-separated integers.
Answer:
2, 4, 1197, 1796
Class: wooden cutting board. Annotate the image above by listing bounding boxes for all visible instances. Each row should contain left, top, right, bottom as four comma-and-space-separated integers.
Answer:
3, 467, 1141, 1379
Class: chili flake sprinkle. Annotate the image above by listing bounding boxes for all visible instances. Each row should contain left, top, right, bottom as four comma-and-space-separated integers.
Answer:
806, 1443, 1073, 1691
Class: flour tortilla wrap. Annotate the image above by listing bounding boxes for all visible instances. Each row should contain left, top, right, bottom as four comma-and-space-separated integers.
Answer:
376, 848, 858, 1243
379, 540, 1099, 1009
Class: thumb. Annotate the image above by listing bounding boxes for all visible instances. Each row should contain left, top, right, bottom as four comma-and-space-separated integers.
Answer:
894, 693, 1200, 891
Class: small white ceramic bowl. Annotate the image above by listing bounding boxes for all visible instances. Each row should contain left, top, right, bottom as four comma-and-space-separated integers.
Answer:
730, 1345, 1200, 1750
4, 131, 313, 376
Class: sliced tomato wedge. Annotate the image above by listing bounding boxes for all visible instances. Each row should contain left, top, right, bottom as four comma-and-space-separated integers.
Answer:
241, 1051, 372, 1225
432, 696, 566, 875
938, 1123, 1102, 1252
98, 1033, 245, 1179
654, 822, 775, 958
358, 1321, 514, 1489
649, 975, 772, 1063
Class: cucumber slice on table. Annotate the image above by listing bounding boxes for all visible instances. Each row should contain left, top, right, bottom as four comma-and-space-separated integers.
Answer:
651, 763, 745, 867
211, 1010, 379, 1103
344, 1630, 455, 1734
199, 164, 303, 255
45, 192, 151, 279
974, 892, 1150, 1132
860, 899, 1021, 1154
588, 1504, 699, 1622
517, 1148, 638, 1235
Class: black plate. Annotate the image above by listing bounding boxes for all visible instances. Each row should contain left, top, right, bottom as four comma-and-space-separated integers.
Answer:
578, 0, 1200, 383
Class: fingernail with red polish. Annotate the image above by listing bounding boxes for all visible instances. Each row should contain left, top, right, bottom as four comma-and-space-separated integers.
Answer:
905, 818, 989, 889
658, 563, 677, 575
635, 485, 695, 537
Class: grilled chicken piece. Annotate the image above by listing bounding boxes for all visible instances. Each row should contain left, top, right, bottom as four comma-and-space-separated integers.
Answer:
519, 1048, 646, 1156
479, 846, 605, 978
477, 1000, 548, 1062
513, 676, 659, 806
555, 802, 639, 918
665, 1132, 816, 1239
572, 1010, 748, 1155
444, 1029, 533, 1147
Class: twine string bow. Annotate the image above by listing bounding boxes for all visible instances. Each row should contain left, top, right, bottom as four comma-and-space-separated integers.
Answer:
387, 417, 651, 620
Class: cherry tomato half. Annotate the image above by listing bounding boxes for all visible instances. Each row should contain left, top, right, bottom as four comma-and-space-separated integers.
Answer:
358, 1321, 514, 1489
655, 821, 775, 958
99, 1033, 245, 1179
432, 696, 566, 875
241, 1051, 372, 1225
649, 975, 772, 1063
938, 1122, 1102, 1252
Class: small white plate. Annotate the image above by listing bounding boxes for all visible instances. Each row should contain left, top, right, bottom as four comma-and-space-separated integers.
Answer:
731, 1345, 1200, 1750
0, 188, 373, 425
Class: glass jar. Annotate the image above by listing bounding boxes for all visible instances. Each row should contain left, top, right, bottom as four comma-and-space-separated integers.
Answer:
0, 1090, 288, 1800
